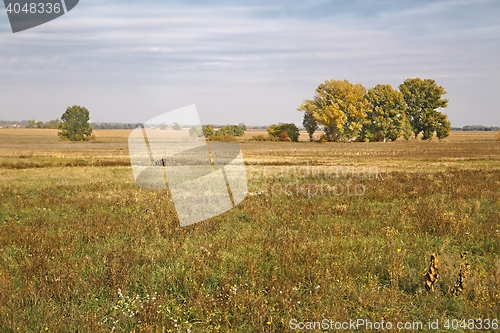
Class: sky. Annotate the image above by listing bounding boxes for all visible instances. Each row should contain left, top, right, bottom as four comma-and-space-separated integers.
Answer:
0, 0, 499, 127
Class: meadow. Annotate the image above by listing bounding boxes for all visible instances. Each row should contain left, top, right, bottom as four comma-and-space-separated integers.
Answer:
0, 129, 499, 332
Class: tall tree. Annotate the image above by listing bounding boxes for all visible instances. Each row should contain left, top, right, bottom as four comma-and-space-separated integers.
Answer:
302, 110, 318, 142
298, 80, 370, 141
398, 78, 449, 140
435, 112, 451, 140
58, 105, 93, 141
360, 84, 409, 142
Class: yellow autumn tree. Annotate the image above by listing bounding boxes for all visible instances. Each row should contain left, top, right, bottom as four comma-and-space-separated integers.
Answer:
298, 80, 370, 142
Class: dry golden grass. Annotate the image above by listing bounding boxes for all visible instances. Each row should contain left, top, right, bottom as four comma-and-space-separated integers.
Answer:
0, 129, 499, 331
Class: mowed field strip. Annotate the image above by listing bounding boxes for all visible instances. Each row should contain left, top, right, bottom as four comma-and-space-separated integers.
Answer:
1, 129, 499, 171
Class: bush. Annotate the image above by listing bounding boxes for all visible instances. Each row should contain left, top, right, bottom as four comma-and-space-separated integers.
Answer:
248, 135, 277, 142
250, 135, 268, 141
267, 123, 300, 142
318, 134, 329, 143
202, 125, 215, 138
208, 134, 237, 142
279, 131, 290, 141
188, 125, 204, 138
216, 125, 245, 137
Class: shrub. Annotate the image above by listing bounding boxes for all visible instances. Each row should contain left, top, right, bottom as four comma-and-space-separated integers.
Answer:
188, 125, 203, 138
267, 123, 300, 142
248, 135, 277, 142
202, 125, 215, 138
250, 135, 268, 142
208, 134, 237, 142
278, 131, 290, 141
216, 125, 245, 137
318, 134, 329, 143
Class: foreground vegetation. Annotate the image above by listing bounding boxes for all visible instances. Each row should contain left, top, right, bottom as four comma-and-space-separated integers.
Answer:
0, 129, 499, 332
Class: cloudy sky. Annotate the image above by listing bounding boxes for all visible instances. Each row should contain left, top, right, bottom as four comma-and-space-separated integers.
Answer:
0, 0, 499, 126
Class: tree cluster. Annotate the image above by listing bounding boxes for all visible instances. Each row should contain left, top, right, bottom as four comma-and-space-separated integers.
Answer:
199, 124, 246, 139
298, 78, 450, 142
459, 125, 500, 132
26, 119, 61, 129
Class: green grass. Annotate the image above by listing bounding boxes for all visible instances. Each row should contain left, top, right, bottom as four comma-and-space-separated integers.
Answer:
0, 131, 499, 332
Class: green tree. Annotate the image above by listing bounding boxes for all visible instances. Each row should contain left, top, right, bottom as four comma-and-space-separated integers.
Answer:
398, 78, 449, 140
202, 125, 215, 138
298, 80, 370, 141
435, 112, 451, 140
45, 119, 61, 129
360, 84, 408, 142
58, 105, 93, 141
173, 122, 182, 130
401, 118, 413, 140
267, 123, 300, 142
216, 125, 245, 137
188, 125, 203, 137
302, 110, 318, 142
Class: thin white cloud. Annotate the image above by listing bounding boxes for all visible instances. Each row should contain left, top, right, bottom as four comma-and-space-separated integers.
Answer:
0, 0, 499, 126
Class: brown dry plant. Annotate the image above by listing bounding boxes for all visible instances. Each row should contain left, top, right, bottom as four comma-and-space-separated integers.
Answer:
425, 253, 439, 292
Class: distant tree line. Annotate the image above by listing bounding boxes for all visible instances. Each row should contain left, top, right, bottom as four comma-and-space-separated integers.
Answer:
453, 125, 500, 131
26, 119, 61, 129
24, 120, 142, 130
92, 122, 142, 130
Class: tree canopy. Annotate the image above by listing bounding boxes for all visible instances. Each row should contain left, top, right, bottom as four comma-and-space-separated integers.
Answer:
298, 80, 370, 142
302, 111, 318, 142
58, 105, 93, 141
359, 84, 411, 142
398, 78, 449, 140
298, 78, 451, 142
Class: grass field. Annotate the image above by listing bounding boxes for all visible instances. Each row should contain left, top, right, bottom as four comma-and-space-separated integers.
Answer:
1, 129, 499, 332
